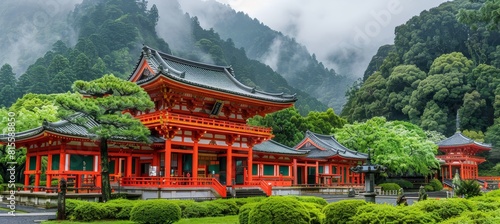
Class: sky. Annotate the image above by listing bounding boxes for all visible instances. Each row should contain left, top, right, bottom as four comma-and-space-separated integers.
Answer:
212, 0, 450, 77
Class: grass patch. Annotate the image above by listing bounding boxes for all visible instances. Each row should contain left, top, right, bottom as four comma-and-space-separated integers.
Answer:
175, 215, 239, 224
42, 215, 239, 224
43, 221, 134, 224
0, 207, 28, 213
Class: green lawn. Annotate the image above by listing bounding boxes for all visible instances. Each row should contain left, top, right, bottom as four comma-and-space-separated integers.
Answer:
42, 215, 239, 224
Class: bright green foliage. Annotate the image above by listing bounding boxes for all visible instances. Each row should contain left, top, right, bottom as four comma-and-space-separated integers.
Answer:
65, 199, 88, 219
334, 117, 439, 176
424, 185, 434, 192
105, 199, 138, 219
248, 196, 310, 224
379, 183, 401, 191
238, 202, 258, 224
72, 202, 107, 222
322, 200, 367, 224
429, 179, 444, 191
182, 202, 209, 218
200, 200, 228, 217
350, 203, 436, 224
462, 130, 486, 142
130, 200, 181, 224
301, 202, 325, 224
456, 180, 483, 198
440, 211, 498, 224
412, 198, 476, 222
289, 195, 328, 207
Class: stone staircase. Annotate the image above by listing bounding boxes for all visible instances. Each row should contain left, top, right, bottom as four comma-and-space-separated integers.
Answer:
230, 188, 267, 198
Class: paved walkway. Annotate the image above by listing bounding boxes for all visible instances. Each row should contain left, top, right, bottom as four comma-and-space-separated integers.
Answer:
0, 202, 56, 223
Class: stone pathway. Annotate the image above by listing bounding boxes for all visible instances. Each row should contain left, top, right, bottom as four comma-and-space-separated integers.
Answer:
0, 202, 56, 223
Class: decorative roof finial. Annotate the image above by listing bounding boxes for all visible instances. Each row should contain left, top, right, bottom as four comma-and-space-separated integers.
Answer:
456, 110, 460, 133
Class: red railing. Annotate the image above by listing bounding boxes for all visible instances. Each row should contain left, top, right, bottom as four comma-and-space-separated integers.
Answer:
436, 155, 486, 161
121, 177, 226, 198
478, 176, 500, 181
246, 180, 272, 196
136, 111, 271, 134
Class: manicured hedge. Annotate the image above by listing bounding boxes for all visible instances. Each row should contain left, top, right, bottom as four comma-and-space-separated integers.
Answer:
238, 202, 258, 224
248, 196, 310, 224
412, 198, 477, 221
130, 199, 181, 224
65, 199, 88, 219
385, 179, 414, 189
302, 202, 325, 224
378, 183, 401, 191
350, 203, 436, 224
322, 199, 367, 224
73, 202, 107, 221
428, 179, 443, 191
106, 198, 138, 219
289, 195, 328, 207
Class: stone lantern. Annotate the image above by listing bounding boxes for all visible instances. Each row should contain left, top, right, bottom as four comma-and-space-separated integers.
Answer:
350, 148, 386, 203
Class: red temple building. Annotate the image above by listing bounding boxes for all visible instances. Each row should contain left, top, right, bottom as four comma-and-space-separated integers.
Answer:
0, 46, 366, 199
436, 131, 491, 185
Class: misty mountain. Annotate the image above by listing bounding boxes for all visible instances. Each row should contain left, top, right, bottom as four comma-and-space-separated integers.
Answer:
0, 0, 326, 114
176, 0, 355, 112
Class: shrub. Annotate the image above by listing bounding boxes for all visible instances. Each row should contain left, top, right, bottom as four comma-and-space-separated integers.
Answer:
106, 199, 138, 219
65, 199, 88, 219
385, 179, 414, 189
211, 199, 239, 215
291, 196, 328, 207
200, 200, 227, 217
428, 179, 443, 191
170, 200, 196, 216
378, 183, 401, 191
248, 196, 310, 224
440, 211, 495, 224
412, 198, 476, 221
238, 202, 258, 224
350, 203, 436, 224
484, 189, 500, 197
322, 199, 367, 224
302, 202, 325, 224
182, 202, 208, 218
73, 202, 107, 221
456, 180, 482, 198
424, 185, 434, 192
130, 199, 181, 224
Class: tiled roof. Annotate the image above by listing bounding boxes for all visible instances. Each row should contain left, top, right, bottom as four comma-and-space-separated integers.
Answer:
253, 140, 308, 155
295, 130, 367, 159
130, 46, 297, 103
0, 113, 164, 143
438, 132, 491, 149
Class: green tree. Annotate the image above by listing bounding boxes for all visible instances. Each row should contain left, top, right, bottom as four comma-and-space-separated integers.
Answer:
305, 108, 346, 135
333, 117, 440, 176
248, 107, 307, 147
55, 74, 154, 201
0, 64, 17, 107
458, 0, 500, 30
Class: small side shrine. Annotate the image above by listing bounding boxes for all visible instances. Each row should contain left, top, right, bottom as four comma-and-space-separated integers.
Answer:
436, 131, 491, 181
293, 131, 368, 186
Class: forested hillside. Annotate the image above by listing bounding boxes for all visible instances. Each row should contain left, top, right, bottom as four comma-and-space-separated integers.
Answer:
179, 0, 355, 112
341, 0, 500, 168
0, 0, 326, 115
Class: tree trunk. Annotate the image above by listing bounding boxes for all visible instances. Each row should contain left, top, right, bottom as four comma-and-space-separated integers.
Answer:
100, 138, 112, 202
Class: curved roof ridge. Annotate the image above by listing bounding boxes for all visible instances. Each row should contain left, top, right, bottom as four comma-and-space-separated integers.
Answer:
152, 47, 231, 72
305, 130, 367, 157
438, 132, 492, 148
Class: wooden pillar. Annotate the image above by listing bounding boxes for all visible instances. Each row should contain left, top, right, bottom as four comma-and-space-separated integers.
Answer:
448, 164, 452, 180
293, 159, 297, 185
152, 152, 158, 174
34, 154, 41, 191
227, 144, 233, 186
460, 163, 464, 179
126, 155, 132, 178
165, 138, 172, 178
59, 142, 66, 173
46, 154, 53, 188
177, 154, 182, 176
193, 140, 199, 182
247, 148, 253, 183
25, 155, 31, 190
315, 161, 319, 185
